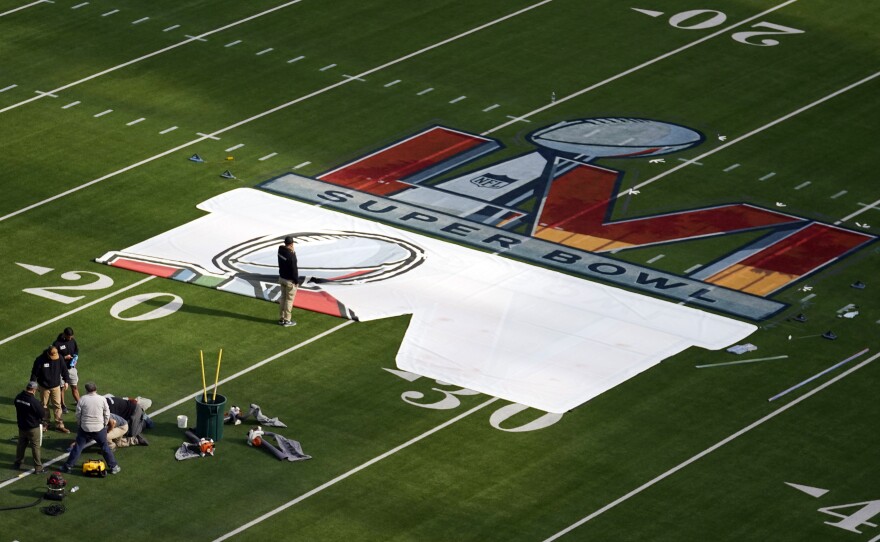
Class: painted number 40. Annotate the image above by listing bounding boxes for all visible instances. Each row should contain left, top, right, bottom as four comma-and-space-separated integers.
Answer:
820, 500, 880, 541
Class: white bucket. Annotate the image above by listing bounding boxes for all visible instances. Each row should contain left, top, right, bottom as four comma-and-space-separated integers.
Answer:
177, 415, 188, 428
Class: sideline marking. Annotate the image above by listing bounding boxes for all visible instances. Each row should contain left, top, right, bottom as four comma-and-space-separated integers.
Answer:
449, 95, 467, 104
225, 40, 242, 47
543, 351, 880, 541
213, 396, 499, 541
759, 172, 776, 181
417, 87, 434, 95
287, 55, 305, 63
629, 70, 880, 193
101, 9, 118, 16
93, 109, 113, 117
319, 63, 337, 71
159, 126, 178, 134
483, 104, 500, 112
294, 161, 311, 169
646, 254, 665, 264
800, 293, 816, 303
0, 276, 155, 348
0, 319, 357, 488
830, 190, 847, 199
0, 0, 554, 223
0, 0, 309, 114
384, 79, 401, 87
0, 84, 17, 92
256, 48, 273, 55
126, 117, 145, 126
226, 143, 244, 152
131, 16, 149, 24
483, 0, 802, 136
62, 101, 80, 109
794, 181, 811, 190
769, 348, 869, 401
723, 163, 740, 172
258, 152, 277, 161
0, 0, 51, 17
835, 197, 880, 225
71, 2, 88, 9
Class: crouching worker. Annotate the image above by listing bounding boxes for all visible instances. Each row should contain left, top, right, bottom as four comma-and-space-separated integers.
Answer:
59, 382, 120, 475
106, 413, 148, 450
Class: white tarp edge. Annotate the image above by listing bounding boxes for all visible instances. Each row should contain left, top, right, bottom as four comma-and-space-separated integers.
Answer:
103, 188, 755, 413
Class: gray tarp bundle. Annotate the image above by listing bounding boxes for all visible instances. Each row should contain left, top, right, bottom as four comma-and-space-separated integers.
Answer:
224, 403, 287, 427
257, 432, 311, 462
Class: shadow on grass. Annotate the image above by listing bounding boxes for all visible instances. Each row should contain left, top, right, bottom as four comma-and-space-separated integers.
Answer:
138, 297, 273, 325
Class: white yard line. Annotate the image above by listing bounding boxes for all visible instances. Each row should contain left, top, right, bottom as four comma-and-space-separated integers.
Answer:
0, 0, 309, 114
629, 71, 880, 193
0, 0, 50, 18
0, 319, 357, 488
0, 276, 155, 348
213, 396, 500, 541
543, 351, 880, 542
482, 0, 802, 136
0, 0, 554, 223
835, 197, 880, 225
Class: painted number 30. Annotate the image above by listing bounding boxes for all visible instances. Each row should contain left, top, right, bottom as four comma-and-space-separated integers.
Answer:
384, 367, 563, 433
666, 9, 805, 46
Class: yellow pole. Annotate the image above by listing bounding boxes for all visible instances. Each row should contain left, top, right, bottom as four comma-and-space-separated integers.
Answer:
212, 348, 223, 401
200, 350, 208, 402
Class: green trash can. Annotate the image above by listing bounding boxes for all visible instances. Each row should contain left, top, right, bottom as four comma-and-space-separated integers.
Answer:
195, 394, 227, 441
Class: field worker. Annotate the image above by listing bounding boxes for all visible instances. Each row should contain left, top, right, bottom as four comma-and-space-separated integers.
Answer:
60, 382, 120, 474
53, 327, 80, 413
106, 413, 148, 450
277, 235, 299, 327
29, 346, 70, 433
13, 381, 46, 473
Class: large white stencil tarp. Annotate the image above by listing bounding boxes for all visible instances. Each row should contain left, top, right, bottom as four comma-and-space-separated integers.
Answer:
103, 189, 755, 413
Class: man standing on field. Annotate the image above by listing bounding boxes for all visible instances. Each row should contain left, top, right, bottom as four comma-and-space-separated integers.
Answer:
277, 235, 298, 327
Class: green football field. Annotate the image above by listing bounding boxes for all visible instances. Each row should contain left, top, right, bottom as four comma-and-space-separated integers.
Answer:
1, 0, 878, 540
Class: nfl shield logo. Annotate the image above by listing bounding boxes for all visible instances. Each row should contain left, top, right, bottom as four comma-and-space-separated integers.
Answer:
470, 174, 515, 189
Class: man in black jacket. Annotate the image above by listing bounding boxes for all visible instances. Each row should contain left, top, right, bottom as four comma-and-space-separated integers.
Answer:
277, 235, 299, 327
13, 381, 46, 472
29, 346, 71, 433
53, 327, 80, 413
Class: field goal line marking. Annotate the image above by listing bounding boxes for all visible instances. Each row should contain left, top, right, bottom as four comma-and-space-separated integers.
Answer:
213, 396, 500, 541
542, 351, 880, 541
0, 319, 356, 490
0, 0, 553, 223
0, 0, 308, 114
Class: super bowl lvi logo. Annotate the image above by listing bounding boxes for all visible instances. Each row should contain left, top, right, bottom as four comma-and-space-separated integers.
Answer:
262, 117, 873, 320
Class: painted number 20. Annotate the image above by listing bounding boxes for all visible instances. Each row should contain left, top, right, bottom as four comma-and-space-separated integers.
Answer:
668, 9, 804, 46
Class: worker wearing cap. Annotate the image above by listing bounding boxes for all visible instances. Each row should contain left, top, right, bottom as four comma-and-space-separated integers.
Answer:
277, 235, 299, 327
29, 346, 70, 433
53, 326, 80, 413
13, 381, 46, 473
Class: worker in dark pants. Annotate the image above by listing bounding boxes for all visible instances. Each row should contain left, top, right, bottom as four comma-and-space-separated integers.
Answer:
13, 381, 46, 473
